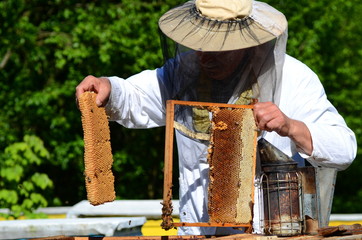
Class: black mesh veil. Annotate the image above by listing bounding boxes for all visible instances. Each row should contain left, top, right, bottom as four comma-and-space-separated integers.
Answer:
156, 0, 288, 140
158, 35, 279, 134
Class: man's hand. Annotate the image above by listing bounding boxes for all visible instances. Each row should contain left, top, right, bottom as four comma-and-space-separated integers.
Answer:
253, 102, 291, 136
253, 102, 313, 155
75, 75, 111, 107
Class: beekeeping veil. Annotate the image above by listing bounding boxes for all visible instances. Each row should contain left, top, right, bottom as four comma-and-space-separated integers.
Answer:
157, 0, 288, 135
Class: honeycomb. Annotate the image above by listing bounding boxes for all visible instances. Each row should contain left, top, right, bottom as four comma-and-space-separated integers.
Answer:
208, 107, 256, 224
78, 92, 116, 206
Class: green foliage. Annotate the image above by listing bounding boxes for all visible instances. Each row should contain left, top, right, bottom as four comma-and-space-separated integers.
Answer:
0, 0, 183, 209
0, 135, 52, 219
111, 125, 167, 199
0, 0, 361, 215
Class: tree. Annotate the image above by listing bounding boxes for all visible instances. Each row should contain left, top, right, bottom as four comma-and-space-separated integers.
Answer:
0, 0, 183, 211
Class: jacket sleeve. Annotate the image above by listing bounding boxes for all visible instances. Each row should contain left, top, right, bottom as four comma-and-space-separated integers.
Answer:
281, 55, 357, 170
104, 69, 166, 128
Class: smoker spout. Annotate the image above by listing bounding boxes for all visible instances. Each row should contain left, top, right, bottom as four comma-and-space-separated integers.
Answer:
258, 138, 294, 165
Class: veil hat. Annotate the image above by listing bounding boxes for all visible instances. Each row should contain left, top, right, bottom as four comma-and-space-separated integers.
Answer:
159, 0, 288, 51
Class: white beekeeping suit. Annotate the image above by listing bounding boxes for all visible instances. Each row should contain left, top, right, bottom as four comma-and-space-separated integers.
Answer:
100, 0, 357, 236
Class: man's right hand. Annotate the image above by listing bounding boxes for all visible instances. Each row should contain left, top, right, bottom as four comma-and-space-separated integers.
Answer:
75, 75, 111, 107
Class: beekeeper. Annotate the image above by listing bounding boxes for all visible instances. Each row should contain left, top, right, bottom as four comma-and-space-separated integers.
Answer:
75, 0, 357, 236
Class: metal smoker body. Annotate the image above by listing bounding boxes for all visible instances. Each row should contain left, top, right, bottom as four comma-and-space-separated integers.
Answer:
258, 138, 337, 236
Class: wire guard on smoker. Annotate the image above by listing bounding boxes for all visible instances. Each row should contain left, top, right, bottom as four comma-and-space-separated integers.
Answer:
259, 162, 304, 236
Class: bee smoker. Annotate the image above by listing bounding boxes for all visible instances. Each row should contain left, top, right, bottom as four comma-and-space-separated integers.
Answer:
258, 139, 304, 236
257, 138, 338, 236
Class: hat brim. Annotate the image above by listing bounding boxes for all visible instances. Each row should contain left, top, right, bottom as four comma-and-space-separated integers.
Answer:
159, 1, 285, 51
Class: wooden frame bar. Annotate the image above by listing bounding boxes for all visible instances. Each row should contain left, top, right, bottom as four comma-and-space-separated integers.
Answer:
166, 100, 254, 109
161, 100, 176, 229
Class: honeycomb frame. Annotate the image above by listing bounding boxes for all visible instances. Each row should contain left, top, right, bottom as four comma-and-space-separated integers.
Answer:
162, 100, 257, 230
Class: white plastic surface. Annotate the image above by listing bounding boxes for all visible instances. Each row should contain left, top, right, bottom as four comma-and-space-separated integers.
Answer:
67, 199, 180, 219
0, 217, 146, 239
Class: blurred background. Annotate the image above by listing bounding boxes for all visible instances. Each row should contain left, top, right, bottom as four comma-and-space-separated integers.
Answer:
0, 0, 361, 221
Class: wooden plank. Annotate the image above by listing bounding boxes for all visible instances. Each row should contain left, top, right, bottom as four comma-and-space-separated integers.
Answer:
72, 236, 207, 240
211, 234, 277, 240
32, 236, 74, 240
32, 233, 362, 240
318, 224, 362, 237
